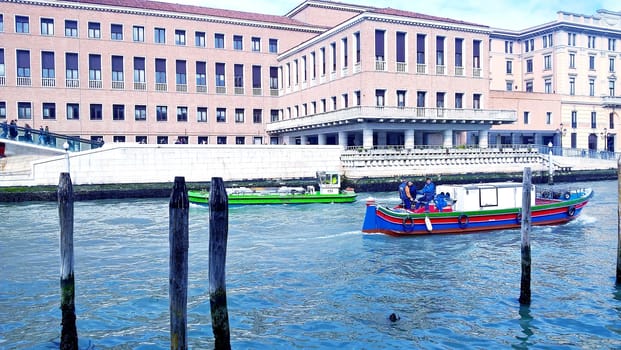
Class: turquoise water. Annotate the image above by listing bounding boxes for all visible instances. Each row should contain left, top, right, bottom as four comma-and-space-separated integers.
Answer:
1, 180, 620, 349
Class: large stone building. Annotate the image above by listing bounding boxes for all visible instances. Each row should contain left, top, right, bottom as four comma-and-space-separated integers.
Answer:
0, 0, 619, 153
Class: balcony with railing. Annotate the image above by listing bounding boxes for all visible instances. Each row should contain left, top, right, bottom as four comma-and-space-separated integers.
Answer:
41, 78, 56, 87
176, 84, 187, 92
270, 88, 279, 96
416, 64, 426, 74
17, 77, 32, 86
253, 88, 262, 96
455, 66, 464, 76
112, 80, 124, 90
0, 76, 5, 86
197, 85, 207, 93
266, 105, 517, 133
396, 62, 407, 73
134, 82, 147, 90
216, 86, 226, 94
436, 65, 446, 75
353, 62, 361, 73
375, 60, 386, 71
473, 67, 482, 77
65, 79, 79, 88
155, 83, 167, 92
89, 80, 102, 89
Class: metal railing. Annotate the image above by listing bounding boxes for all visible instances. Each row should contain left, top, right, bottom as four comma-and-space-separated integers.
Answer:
0, 124, 104, 152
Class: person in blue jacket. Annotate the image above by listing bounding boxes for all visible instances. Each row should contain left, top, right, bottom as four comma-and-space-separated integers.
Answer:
416, 177, 436, 211
398, 178, 407, 207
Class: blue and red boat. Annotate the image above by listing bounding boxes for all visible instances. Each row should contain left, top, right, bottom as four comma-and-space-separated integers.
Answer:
362, 182, 593, 236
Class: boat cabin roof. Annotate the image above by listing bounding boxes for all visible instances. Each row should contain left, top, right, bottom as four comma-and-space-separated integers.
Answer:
437, 182, 535, 212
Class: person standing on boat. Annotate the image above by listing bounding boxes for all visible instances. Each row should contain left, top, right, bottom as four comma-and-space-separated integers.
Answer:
404, 181, 416, 210
398, 178, 408, 207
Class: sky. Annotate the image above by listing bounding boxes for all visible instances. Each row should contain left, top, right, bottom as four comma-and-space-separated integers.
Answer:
167, 0, 619, 30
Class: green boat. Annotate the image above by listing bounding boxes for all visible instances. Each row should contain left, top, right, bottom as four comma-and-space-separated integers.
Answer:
188, 171, 357, 205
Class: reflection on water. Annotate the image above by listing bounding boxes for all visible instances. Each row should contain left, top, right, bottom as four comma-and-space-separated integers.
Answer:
1, 180, 621, 349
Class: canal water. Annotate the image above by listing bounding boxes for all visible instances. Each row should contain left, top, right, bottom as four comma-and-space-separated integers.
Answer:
1, 180, 620, 349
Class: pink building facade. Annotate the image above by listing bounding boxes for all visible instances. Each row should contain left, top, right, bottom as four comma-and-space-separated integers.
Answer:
0, 0, 619, 153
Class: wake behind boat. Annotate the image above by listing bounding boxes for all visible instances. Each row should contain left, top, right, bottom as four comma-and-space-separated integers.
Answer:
189, 171, 357, 205
362, 182, 592, 236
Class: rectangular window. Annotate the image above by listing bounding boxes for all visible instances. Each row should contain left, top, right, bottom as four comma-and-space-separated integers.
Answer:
609, 38, 617, 51
0, 14, 4, 33
43, 102, 56, 120
251, 37, 261, 52
436, 92, 445, 108
197, 107, 207, 122
236, 136, 245, 145
417, 34, 425, 64
253, 109, 262, 123
610, 57, 615, 72
65, 53, 78, 79
455, 38, 463, 67
523, 111, 530, 124
112, 55, 124, 83
544, 79, 552, 93
506, 81, 513, 91
155, 58, 167, 84
157, 136, 168, 144
396, 32, 406, 63
88, 54, 101, 81
217, 136, 227, 144
505, 40, 513, 53
111, 24, 123, 40
375, 30, 385, 60
216, 108, 226, 122
41, 51, 55, 79
473, 40, 481, 68
113, 104, 125, 120
18, 102, 32, 120
342, 37, 348, 68
176, 106, 187, 122
252, 65, 261, 89
525, 81, 533, 92
175, 29, 186, 45
235, 108, 244, 123
88, 22, 100, 39
545, 112, 551, 125
135, 105, 146, 121
591, 111, 597, 129
215, 33, 224, 48
526, 59, 533, 73
234, 64, 244, 88
417, 91, 426, 108
90, 104, 102, 120
40, 18, 54, 36
233, 35, 243, 50
269, 67, 278, 89
156, 105, 167, 121
133, 26, 144, 42
397, 90, 406, 107
215, 62, 225, 87
571, 111, 577, 128
610, 80, 616, 97
66, 103, 79, 120
436, 36, 445, 66
544, 55, 552, 70
17, 50, 31, 78
196, 61, 206, 86
588, 35, 596, 49
375, 89, 385, 107
589, 55, 596, 70
506, 60, 512, 74
473, 94, 481, 109
176, 60, 187, 84
134, 57, 146, 83
195, 31, 205, 47
568, 33, 576, 46
65, 20, 77, 37
0, 102, 5, 120
569, 53, 575, 68
455, 93, 463, 109
154, 28, 165, 43
330, 42, 337, 72
590, 79, 595, 96
15, 15, 29, 33
269, 38, 278, 53
569, 77, 575, 95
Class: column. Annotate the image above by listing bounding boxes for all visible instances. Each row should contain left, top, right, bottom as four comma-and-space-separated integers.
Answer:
479, 129, 489, 148
338, 131, 347, 149
317, 133, 326, 145
300, 135, 308, 145
443, 129, 453, 148
404, 129, 414, 149
363, 127, 374, 149
282, 135, 291, 145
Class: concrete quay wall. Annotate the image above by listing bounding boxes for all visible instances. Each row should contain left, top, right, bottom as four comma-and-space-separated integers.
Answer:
0, 144, 343, 187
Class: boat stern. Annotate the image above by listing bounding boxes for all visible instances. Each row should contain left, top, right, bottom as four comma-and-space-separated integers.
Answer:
361, 197, 379, 233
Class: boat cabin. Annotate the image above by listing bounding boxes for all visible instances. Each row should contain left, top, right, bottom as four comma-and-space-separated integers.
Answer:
436, 182, 536, 212
316, 171, 342, 195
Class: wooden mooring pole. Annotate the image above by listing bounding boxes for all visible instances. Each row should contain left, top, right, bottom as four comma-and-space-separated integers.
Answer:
519, 167, 532, 305
209, 177, 231, 350
616, 157, 621, 284
58, 172, 78, 350
169, 177, 189, 350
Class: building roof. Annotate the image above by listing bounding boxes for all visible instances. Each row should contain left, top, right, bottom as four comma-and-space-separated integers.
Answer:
67, 0, 312, 27
369, 7, 487, 28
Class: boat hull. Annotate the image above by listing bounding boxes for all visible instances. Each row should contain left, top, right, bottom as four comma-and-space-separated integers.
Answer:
188, 190, 357, 205
362, 190, 592, 236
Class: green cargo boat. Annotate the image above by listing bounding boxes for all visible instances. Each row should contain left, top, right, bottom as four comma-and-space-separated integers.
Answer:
188, 171, 357, 205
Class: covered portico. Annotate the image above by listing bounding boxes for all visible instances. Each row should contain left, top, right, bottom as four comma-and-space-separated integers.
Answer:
267, 106, 515, 148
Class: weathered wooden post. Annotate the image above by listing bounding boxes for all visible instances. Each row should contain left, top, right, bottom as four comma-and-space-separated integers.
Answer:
58, 172, 78, 349
616, 157, 621, 284
169, 177, 189, 350
519, 167, 532, 305
209, 177, 231, 350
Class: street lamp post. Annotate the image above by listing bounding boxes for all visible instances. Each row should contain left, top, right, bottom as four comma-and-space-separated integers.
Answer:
548, 141, 554, 185
601, 127, 609, 152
